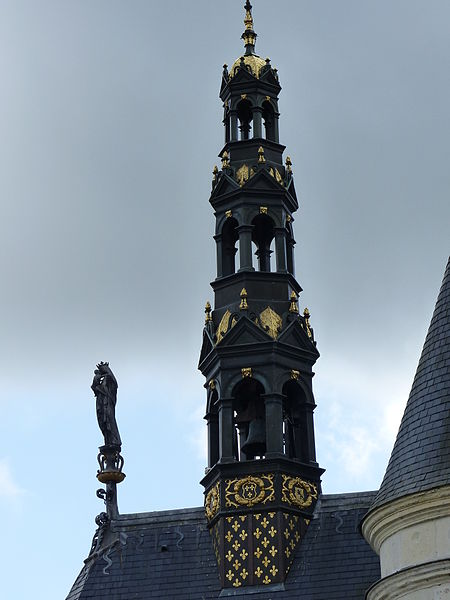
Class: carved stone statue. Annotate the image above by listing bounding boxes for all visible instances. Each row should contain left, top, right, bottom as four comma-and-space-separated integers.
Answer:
91, 362, 122, 448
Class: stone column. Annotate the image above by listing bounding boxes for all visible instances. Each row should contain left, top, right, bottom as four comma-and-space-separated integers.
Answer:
219, 398, 235, 462
230, 111, 238, 142
253, 107, 263, 138
273, 114, 280, 143
286, 238, 295, 275
296, 404, 317, 463
264, 393, 285, 456
224, 112, 230, 144
206, 412, 219, 468
214, 234, 223, 278
274, 227, 288, 273
237, 225, 254, 272
256, 246, 272, 272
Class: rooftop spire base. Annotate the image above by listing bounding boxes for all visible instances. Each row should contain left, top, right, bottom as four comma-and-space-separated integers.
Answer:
96, 444, 125, 482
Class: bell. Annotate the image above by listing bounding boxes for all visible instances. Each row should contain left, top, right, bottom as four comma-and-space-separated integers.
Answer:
241, 418, 266, 457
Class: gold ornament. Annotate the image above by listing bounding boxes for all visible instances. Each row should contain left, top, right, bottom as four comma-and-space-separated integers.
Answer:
258, 146, 266, 163
259, 306, 282, 339
239, 288, 248, 310
289, 291, 299, 314
303, 307, 313, 338
205, 301, 212, 322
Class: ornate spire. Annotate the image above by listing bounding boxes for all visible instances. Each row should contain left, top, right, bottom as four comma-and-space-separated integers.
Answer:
244, 0, 253, 30
242, 1, 257, 55
91, 362, 125, 520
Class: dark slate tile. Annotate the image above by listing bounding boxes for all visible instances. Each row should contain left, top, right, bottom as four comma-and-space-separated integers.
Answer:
370, 257, 450, 511
66, 494, 380, 600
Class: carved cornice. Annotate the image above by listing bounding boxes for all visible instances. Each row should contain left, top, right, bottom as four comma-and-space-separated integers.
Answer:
366, 559, 450, 600
361, 485, 450, 554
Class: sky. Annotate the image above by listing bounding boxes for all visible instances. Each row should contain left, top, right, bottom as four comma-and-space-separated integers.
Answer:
0, 1, 449, 598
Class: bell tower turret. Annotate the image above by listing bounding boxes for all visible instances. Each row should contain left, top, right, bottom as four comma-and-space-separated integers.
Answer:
200, 3, 323, 591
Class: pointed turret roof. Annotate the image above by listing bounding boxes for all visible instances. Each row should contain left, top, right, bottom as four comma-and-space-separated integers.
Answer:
371, 256, 450, 509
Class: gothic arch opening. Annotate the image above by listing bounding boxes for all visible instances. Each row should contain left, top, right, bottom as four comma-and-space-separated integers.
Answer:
282, 380, 311, 462
262, 100, 276, 141
232, 378, 266, 460
237, 99, 252, 140
221, 217, 239, 276
252, 213, 275, 272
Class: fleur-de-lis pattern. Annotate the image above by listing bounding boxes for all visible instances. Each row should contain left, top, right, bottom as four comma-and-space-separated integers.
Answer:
211, 520, 221, 567
281, 512, 303, 575
207, 477, 312, 588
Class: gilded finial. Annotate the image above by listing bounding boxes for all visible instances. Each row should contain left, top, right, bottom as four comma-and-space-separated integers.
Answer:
212, 165, 219, 182
242, 1, 257, 53
221, 151, 230, 169
239, 288, 248, 310
205, 301, 212, 323
303, 307, 313, 339
258, 146, 266, 163
244, 1, 253, 30
286, 156, 292, 173
289, 291, 299, 313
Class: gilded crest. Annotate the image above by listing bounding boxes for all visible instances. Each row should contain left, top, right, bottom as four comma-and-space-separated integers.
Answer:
281, 475, 318, 509
259, 306, 282, 339
225, 474, 275, 508
205, 482, 220, 521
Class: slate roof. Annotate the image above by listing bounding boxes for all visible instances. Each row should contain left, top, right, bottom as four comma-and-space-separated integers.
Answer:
371, 256, 450, 510
66, 491, 380, 600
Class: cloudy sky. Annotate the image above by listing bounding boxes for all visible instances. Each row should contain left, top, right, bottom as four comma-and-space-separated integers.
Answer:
0, 1, 449, 598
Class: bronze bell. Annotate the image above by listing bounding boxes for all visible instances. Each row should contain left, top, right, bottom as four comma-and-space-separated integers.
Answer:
241, 418, 266, 457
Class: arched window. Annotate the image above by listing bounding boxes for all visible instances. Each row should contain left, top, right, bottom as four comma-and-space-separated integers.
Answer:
282, 381, 312, 463
237, 99, 252, 141
262, 100, 276, 141
233, 378, 266, 460
252, 214, 275, 272
222, 218, 239, 276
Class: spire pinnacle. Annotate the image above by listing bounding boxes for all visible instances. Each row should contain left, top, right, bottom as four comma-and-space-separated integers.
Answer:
244, 1, 253, 30
242, 1, 257, 55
